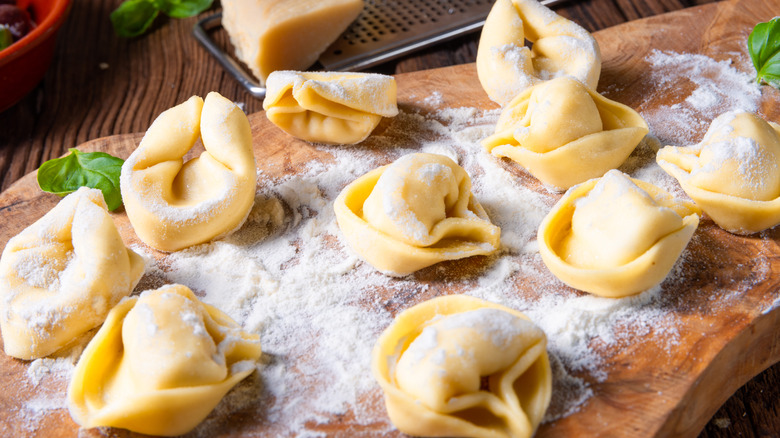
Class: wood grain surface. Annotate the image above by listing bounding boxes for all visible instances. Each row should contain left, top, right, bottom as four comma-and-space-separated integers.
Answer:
0, 0, 779, 436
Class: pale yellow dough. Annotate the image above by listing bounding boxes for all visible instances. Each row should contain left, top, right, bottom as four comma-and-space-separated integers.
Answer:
263, 70, 398, 145
0, 187, 144, 360
334, 153, 500, 276
538, 170, 700, 298
657, 111, 780, 234
483, 76, 648, 190
120, 92, 257, 252
372, 294, 551, 438
67, 284, 262, 436
222, 0, 363, 82
476, 0, 601, 105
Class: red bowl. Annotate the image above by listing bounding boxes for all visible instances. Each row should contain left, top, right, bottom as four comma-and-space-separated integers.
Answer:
0, 0, 72, 112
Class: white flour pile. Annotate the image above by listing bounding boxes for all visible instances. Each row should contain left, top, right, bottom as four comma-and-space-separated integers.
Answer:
8, 353, 78, 434
11, 48, 776, 436
131, 104, 683, 433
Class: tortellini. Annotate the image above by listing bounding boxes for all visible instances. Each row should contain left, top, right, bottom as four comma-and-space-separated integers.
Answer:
476, 0, 601, 105
538, 170, 700, 298
372, 294, 551, 438
483, 76, 649, 190
120, 92, 257, 252
0, 187, 144, 360
334, 153, 501, 276
657, 111, 780, 234
263, 71, 398, 145
67, 284, 262, 436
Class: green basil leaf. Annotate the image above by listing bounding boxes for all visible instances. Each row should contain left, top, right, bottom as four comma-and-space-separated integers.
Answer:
37, 149, 125, 211
156, 0, 213, 19
748, 17, 780, 89
0, 27, 12, 51
110, 0, 160, 38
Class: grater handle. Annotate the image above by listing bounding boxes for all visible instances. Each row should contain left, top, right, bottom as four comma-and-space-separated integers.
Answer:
192, 13, 267, 99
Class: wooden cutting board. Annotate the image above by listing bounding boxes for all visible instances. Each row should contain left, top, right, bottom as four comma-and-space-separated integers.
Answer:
1, 0, 779, 436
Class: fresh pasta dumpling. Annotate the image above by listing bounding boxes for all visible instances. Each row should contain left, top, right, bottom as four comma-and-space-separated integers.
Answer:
263, 71, 398, 144
120, 92, 257, 252
0, 187, 144, 359
538, 170, 700, 298
657, 111, 780, 234
67, 284, 262, 436
372, 294, 551, 438
476, 0, 601, 105
334, 153, 500, 276
483, 76, 648, 190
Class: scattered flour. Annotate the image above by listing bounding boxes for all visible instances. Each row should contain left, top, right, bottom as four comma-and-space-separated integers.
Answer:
423, 91, 443, 107
26, 357, 75, 386
637, 50, 762, 146
123, 102, 688, 435
19, 394, 67, 432
13, 353, 77, 433
8, 52, 777, 438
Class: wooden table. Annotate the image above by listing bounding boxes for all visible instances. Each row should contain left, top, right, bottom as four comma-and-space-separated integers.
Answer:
0, 0, 777, 436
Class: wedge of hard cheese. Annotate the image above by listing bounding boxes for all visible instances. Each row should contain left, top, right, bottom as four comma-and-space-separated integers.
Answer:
222, 0, 364, 83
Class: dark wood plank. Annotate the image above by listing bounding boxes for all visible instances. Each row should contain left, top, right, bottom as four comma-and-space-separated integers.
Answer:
0, 0, 777, 437
0, 57, 777, 435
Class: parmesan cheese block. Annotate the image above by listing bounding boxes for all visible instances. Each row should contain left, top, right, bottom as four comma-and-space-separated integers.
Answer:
222, 0, 364, 83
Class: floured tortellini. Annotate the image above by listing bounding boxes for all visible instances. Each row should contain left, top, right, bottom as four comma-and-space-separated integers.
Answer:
373, 294, 551, 438
483, 76, 648, 190
263, 71, 398, 144
67, 284, 262, 436
0, 187, 144, 360
120, 92, 257, 252
657, 111, 780, 234
476, 0, 601, 105
334, 153, 501, 276
538, 170, 700, 298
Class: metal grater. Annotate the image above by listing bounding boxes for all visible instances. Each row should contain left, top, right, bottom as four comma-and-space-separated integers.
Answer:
319, 0, 496, 71
193, 0, 567, 99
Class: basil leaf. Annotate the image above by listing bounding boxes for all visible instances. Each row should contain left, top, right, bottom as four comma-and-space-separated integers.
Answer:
0, 27, 12, 51
156, 0, 213, 19
748, 17, 780, 89
37, 149, 125, 211
110, 0, 160, 38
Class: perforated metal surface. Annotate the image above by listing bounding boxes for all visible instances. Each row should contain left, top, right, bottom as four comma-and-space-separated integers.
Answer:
193, 0, 567, 98
319, 0, 496, 70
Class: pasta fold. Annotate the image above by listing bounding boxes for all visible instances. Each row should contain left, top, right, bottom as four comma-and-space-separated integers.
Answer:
373, 295, 551, 438
538, 170, 700, 298
67, 284, 262, 436
483, 76, 648, 190
0, 187, 144, 359
657, 111, 780, 234
334, 153, 500, 276
120, 92, 257, 252
263, 71, 398, 144
476, 0, 601, 105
